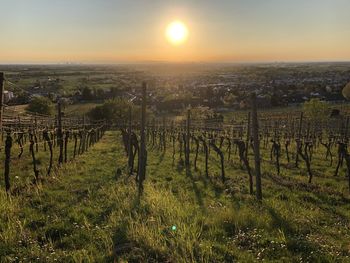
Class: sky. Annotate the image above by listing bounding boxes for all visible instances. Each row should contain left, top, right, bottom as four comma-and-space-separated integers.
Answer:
0, 0, 349, 63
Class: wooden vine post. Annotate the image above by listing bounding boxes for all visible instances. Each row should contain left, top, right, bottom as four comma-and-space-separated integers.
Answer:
251, 93, 262, 201
193, 136, 199, 170
171, 122, 175, 160
4, 132, 12, 192
29, 131, 40, 183
199, 136, 209, 177
295, 112, 303, 168
17, 133, 24, 159
246, 112, 251, 160
128, 105, 133, 175
64, 131, 69, 163
138, 82, 147, 195
185, 108, 191, 167
43, 129, 53, 176
162, 117, 166, 151
57, 100, 64, 165
83, 115, 86, 129
0, 72, 4, 132
73, 132, 78, 158
344, 116, 349, 141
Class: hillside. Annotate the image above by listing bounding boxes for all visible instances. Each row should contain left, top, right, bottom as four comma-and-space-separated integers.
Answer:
1, 131, 350, 262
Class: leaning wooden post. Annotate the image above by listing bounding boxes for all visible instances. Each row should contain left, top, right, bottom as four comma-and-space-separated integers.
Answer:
246, 112, 251, 160
295, 112, 304, 168
344, 116, 349, 142
29, 131, 40, 183
4, 131, 12, 192
185, 108, 191, 167
43, 129, 53, 176
73, 132, 77, 158
199, 136, 209, 177
251, 93, 262, 201
0, 72, 4, 132
128, 105, 133, 174
83, 115, 86, 130
162, 116, 166, 151
17, 115, 21, 130
138, 82, 147, 195
34, 112, 38, 129
34, 129, 39, 153
64, 130, 69, 163
57, 100, 63, 165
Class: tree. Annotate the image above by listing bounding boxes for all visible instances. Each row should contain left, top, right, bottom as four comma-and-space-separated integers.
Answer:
303, 98, 329, 122
88, 98, 149, 122
95, 88, 105, 99
270, 93, 282, 107
182, 106, 214, 120
26, 96, 54, 115
223, 93, 238, 106
342, 82, 350, 100
110, 87, 120, 98
81, 87, 93, 100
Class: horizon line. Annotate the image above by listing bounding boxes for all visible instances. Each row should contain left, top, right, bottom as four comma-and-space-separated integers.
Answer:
1, 59, 350, 66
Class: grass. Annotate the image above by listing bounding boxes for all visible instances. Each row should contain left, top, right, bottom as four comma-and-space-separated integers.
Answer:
1, 131, 350, 262
64, 102, 102, 116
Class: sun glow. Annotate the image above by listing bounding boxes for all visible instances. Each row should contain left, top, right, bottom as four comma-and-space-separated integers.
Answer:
166, 21, 188, 45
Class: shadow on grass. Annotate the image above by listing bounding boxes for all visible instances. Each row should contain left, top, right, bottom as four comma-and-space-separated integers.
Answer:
186, 166, 207, 213
265, 205, 323, 260
155, 150, 166, 165
195, 168, 208, 188
265, 172, 350, 205
108, 194, 171, 262
176, 159, 185, 173
109, 222, 135, 261
197, 173, 226, 199
109, 225, 170, 262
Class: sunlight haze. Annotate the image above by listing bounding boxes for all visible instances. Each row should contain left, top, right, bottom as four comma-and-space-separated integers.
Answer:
0, 0, 349, 63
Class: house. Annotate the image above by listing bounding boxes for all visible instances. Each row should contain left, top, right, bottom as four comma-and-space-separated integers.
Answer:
3, 90, 14, 103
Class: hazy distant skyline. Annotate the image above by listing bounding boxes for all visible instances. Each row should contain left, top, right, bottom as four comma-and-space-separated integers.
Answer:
1, 0, 349, 63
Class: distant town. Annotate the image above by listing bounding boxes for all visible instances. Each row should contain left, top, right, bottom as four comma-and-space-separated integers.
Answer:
1, 62, 350, 114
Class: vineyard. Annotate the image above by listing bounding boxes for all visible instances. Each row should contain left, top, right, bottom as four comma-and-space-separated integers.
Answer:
0, 103, 106, 192
124, 88, 350, 199
1, 80, 350, 262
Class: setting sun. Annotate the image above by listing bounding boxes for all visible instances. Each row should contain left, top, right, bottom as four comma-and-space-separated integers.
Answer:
166, 21, 188, 45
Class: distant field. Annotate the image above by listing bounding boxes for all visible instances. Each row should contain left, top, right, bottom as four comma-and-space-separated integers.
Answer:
6, 102, 101, 117
5, 104, 28, 114
1, 65, 146, 96
64, 102, 101, 116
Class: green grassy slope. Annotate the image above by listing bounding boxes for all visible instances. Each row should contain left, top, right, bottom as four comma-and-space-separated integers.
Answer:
6, 102, 101, 117
1, 131, 350, 262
